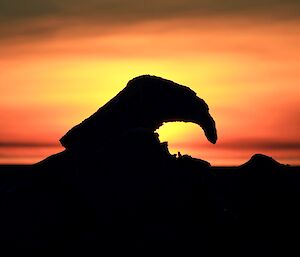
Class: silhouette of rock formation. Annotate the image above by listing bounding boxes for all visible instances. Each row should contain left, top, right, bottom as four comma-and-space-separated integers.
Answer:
0, 75, 299, 257
60, 75, 217, 153
241, 153, 288, 169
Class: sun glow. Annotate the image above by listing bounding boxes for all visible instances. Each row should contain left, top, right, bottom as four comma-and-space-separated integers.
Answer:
0, 17, 299, 165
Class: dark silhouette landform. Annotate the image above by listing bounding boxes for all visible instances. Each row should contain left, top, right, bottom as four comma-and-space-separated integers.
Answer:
61, 75, 217, 150
0, 75, 299, 257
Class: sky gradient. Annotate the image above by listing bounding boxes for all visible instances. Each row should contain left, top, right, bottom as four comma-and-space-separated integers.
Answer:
0, 0, 299, 165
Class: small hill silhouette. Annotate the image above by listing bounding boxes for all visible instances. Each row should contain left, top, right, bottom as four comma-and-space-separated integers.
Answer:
241, 153, 288, 169
0, 75, 299, 257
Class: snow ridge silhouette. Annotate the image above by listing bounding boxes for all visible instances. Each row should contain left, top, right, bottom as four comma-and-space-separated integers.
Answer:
0, 75, 299, 257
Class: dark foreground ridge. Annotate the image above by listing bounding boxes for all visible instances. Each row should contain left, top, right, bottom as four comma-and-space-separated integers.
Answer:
0, 75, 299, 257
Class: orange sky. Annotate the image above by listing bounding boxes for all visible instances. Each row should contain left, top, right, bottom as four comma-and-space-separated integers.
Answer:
0, 2, 299, 165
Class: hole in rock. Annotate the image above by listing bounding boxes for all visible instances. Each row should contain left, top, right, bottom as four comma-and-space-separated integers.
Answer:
156, 122, 206, 158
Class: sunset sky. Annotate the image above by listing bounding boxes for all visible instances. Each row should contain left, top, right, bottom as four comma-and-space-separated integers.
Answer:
0, 0, 299, 165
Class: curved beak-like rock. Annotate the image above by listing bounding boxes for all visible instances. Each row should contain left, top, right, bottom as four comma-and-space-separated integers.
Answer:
60, 75, 218, 150
198, 113, 218, 144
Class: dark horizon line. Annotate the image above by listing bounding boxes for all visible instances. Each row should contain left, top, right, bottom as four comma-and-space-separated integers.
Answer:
1, 140, 300, 151
0, 163, 299, 168
0, 142, 61, 148
172, 141, 300, 151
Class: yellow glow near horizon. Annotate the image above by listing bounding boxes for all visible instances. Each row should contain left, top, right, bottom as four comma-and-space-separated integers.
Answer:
0, 17, 299, 165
